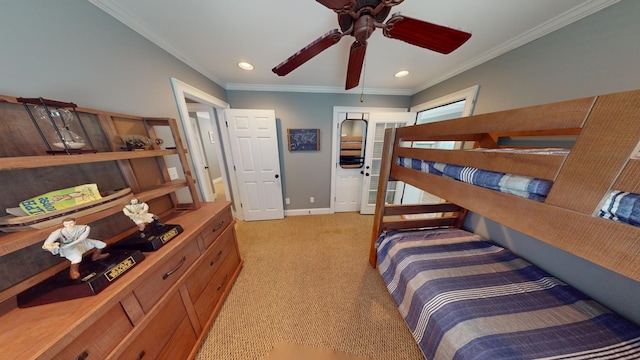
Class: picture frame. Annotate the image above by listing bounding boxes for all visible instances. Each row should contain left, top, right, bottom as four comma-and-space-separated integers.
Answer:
287, 128, 320, 152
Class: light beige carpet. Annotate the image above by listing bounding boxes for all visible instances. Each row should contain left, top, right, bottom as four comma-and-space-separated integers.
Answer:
195, 212, 424, 360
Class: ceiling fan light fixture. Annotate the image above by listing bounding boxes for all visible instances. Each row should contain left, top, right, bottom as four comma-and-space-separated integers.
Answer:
237, 61, 254, 71
394, 70, 409, 78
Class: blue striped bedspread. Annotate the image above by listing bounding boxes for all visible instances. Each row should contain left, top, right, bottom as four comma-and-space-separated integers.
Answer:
376, 228, 640, 360
396, 157, 553, 201
598, 190, 640, 227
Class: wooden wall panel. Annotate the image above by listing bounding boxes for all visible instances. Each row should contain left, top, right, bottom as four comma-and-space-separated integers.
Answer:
614, 160, 640, 193
396, 96, 595, 142
545, 89, 640, 213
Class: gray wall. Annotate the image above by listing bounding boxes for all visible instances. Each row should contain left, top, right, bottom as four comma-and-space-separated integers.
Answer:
411, 0, 640, 325
0, 1, 226, 119
226, 91, 410, 209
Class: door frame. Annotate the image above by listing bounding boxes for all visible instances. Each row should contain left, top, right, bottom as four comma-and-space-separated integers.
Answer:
186, 103, 230, 203
330, 106, 407, 213
170, 78, 243, 219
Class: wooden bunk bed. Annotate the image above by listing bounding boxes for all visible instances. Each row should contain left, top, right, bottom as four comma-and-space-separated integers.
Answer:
369, 88, 640, 359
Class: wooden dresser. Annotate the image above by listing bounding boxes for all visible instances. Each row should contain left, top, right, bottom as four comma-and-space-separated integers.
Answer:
0, 95, 242, 359
0, 201, 242, 359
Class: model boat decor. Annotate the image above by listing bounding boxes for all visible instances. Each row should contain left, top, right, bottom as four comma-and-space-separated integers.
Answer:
115, 134, 153, 151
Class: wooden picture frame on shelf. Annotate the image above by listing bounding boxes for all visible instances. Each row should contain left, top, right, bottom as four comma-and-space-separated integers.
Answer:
287, 128, 320, 152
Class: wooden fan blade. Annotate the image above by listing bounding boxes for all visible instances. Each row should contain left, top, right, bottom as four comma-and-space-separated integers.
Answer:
345, 41, 367, 90
272, 29, 343, 76
383, 15, 471, 54
316, 0, 352, 11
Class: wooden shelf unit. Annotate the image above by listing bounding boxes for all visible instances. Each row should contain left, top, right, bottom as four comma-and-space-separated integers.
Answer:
0, 94, 203, 301
0, 94, 242, 359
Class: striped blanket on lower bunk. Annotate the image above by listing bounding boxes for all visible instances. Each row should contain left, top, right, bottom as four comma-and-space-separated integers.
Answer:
376, 228, 640, 360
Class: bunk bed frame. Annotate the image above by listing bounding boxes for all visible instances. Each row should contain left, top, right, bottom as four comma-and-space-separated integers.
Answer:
369, 88, 640, 282
367, 88, 640, 360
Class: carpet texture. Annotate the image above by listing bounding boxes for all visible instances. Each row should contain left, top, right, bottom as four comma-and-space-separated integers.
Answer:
195, 212, 424, 360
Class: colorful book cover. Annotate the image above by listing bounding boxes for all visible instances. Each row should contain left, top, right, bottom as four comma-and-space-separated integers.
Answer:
19, 184, 102, 216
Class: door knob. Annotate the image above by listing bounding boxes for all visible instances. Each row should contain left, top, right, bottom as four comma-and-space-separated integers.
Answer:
365, 173, 370, 176
275, 174, 280, 178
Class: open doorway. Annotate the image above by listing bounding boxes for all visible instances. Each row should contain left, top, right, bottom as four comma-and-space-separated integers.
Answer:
170, 78, 239, 216
186, 103, 228, 202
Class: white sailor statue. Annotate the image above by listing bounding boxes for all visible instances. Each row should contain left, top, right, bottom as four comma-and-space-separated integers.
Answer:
122, 197, 163, 237
42, 217, 109, 279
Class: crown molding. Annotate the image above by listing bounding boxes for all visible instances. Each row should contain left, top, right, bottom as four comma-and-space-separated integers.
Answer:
88, 0, 226, 87
225, 83, 413, 96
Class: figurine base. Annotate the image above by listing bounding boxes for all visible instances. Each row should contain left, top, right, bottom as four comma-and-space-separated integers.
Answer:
111, 224, 183, 252
17, 249, 145, 308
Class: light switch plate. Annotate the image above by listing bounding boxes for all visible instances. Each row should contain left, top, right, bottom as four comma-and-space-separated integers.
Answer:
167, 167, 179, 180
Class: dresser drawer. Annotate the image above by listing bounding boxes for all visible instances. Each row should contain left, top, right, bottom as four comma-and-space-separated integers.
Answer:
53, 303, 132, 360
186, 225, 236, 302
156, 316, 198, 360
194, 249, 240, 327
118, 291, 193, 360
134, 240, 200, 313
199, 206, 233, 249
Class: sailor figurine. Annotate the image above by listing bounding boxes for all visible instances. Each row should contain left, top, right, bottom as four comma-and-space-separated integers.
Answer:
42, 217, 109, 279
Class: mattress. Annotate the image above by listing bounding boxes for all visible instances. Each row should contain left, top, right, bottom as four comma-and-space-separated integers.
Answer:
598, 190, 640, 227
396, 157, 553, 201
376, 228, 640, 360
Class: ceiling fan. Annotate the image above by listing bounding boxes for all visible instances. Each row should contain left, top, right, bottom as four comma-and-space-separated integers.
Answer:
272, 0, 472, 90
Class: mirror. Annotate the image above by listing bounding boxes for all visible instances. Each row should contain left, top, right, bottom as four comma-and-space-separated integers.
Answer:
339, 119, 367, 168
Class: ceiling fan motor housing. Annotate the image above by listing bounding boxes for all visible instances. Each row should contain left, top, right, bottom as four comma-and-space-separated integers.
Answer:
354, 15, 376, 44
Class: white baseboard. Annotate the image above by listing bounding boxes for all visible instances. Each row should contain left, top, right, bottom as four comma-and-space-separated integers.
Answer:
285, 208, 333, 216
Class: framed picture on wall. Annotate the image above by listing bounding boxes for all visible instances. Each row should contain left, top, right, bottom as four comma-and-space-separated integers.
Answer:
287, 129, 320, 151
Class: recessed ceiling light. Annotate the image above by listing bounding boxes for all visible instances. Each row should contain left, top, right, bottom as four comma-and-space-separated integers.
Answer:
237, 61, 254, 71
394, 70, 409, 78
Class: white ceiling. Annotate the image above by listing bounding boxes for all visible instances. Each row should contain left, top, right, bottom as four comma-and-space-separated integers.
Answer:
89, 0, 619, 95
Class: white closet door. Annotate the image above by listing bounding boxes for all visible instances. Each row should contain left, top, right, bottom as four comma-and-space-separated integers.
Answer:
359, 112, 415, 214
224, 109, 284, 221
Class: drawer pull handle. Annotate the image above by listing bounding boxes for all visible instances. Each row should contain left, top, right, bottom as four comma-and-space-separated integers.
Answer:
136, 350, 146, 360
210, 250, 223, 266
217, 274, 229, 291
212, 220, 225, 232
75, 351, 89, 360
163, 256, 186, 280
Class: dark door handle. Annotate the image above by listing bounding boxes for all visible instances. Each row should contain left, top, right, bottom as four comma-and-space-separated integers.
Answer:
365, 173, 370, 176
275, 174, 280, 179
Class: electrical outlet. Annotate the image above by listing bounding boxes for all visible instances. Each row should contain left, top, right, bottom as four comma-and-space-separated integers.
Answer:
310, 197, 314, 203
167, 167, 179, 180
285, 198, 290, 205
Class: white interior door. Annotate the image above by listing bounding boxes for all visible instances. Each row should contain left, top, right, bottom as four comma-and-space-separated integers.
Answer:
331, 107, 407, 213
224, 109, 284, 221
359, 112, 415, 214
